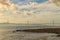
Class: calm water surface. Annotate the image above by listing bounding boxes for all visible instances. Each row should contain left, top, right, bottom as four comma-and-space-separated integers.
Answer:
0, 24, 60, 40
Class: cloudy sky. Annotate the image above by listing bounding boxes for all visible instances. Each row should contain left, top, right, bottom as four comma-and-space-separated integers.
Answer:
0, 0, 60, 25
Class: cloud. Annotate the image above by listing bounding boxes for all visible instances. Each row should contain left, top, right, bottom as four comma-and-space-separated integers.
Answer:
0, 0, 60, 24
19, 1, 59, 16
49, 0, 60, 6
23, 11, 36, 16
0, 0, 58, 16
0, 13, 8, 23
0, 13, 5, 16
0, 13, 7, 18
0, 0, 20, 14
18, 1, 60, 24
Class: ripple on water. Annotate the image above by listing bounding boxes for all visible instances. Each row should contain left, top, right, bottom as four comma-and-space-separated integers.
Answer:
1, 31, 60, 40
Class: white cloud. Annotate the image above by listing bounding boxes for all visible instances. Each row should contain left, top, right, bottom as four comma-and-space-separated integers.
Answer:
23, 11, 36, 16
0, 0, 60, 24
0, 0, 20, 14
0, 13, 7, 19
19, 1, 60, 16
0, 13, 5, 16
0, 13, 8, 23
49, 0, 60, 6
18, 1, 60, 25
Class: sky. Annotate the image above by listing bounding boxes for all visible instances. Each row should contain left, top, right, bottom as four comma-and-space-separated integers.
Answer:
0, 0, 60, 25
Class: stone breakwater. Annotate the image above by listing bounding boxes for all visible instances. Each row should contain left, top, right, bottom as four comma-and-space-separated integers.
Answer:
17, 28, 60, 34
